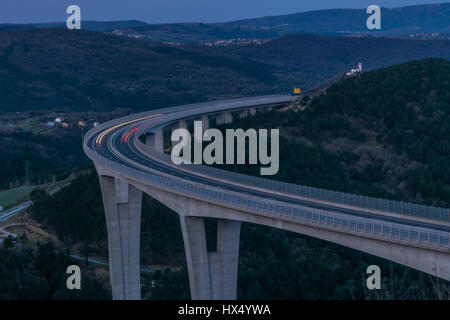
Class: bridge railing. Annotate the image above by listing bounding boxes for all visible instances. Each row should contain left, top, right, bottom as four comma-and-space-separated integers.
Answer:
82, 98, 449, 250
87, 144, 449, 251
136, 163, 449, 250
143, 148, 450, 223
84, 95, 449, 224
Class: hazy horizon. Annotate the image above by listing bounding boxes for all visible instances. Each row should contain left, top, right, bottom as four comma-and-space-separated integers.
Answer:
0, 0, 447, 24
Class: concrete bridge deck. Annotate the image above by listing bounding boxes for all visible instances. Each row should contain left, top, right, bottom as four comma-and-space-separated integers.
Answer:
83, 95, 450, 300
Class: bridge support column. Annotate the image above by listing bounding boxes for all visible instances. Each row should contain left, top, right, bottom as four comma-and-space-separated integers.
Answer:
224, 112, 233, 124
180, 215, 241, 300
145, 130, 164, 153
216, 114, 224, 126
210, 219, 241, 300
238, 110, 248, 118
98, 175, 142, 300
201, 115, 210, 131
172, 121, 186, 150
249, 108, 256, 116
179, 119, 187, 130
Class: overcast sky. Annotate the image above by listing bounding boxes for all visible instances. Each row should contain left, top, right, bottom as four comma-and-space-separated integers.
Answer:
0, 0, 447, 24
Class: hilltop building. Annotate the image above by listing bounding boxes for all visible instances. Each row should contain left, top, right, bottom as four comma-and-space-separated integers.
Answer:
346, 62, 363, 76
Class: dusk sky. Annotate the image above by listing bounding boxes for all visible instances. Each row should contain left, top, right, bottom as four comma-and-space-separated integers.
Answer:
0, 0, 447, 24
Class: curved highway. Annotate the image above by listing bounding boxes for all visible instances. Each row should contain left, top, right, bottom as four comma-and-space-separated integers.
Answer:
84, 95, 450, 248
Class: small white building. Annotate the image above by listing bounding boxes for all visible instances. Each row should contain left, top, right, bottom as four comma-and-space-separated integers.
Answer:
346, 62, 363, 76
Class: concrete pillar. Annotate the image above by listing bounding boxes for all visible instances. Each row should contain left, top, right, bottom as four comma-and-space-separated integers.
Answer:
216, 114, 224, 126
224, 112, 233, 124
155, 129, 164, 152
179, 216, 211, 300
202, 115, 209, 131
98, 175, 142, 300
216, 112, 233, 126
238, 110, 248, 118
180, 215, 241, 300
172, 121, 187, 150
249, 108, 256, 116
179, 119, 187, 130
145, 133, 155, 150
145, 129, 164, 153
210, 219, 241, 300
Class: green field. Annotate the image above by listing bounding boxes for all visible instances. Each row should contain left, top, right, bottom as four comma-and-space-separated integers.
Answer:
0, 186, 35, 209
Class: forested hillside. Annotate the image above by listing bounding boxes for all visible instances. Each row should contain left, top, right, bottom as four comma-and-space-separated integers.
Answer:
0, 131, 85, 189
22, 58, 450, 299
122, 3, 450, 41
228, 58, 450, 207
0, 237, 110, 299
1, 28, 450, 112
31, 172, 186, 265
4, 3, 448, 42
0, 28, 275, 112
227, 3, 450, 37
226, 35, 450, 94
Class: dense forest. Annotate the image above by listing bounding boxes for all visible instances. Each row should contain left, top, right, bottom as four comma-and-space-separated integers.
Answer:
0, 236, 110, 299
0, 130, 86, 190
30, 172, 185, 266
214, 58, 450, 207
270, 58, 449, 206
19, 58, 449, 300
1, 28, 450, 113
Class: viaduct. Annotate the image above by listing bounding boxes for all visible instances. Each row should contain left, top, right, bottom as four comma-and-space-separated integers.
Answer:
83, 95, 450, 300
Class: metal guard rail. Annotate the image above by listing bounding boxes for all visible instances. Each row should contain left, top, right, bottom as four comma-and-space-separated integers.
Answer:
84, 132, 450, 252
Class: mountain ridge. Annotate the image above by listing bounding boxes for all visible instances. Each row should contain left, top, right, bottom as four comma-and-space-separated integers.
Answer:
1, 28, 450, 112
225, 2, 450, 35
1, 3, 449, 43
